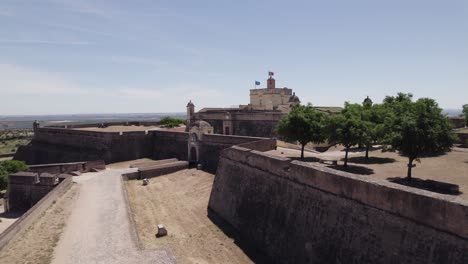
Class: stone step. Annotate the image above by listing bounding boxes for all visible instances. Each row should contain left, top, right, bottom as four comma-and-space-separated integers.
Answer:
129, 158, 178, 169
138, 161, 188, 179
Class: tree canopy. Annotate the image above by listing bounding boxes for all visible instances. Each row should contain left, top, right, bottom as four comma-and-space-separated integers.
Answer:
159, 117, 186, 128
277, 105, 327, 159
385, 96, 454, 179
326, 103, 366, 167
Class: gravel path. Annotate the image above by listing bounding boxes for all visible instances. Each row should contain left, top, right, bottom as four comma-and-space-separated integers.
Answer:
51, 168, 174, 264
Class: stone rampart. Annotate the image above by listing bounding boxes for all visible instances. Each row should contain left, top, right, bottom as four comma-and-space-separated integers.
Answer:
192, 111, 283, 137
208, 147, 468, 263
449, 117, 466, 129
199, 135, 276, 172
14, 127, 186, 165
0, 176, 73, 250
151, 130, 188, 161
6, 172, 67, 211
27, 160, 105, 174
138, 161, 189, 179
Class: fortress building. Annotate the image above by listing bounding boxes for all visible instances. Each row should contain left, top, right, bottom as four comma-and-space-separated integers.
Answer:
186, 73, 300, 137
187, 72, 339, 137
246, 72, 300, 112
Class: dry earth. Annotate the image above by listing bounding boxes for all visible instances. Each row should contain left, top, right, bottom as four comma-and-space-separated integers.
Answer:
269, 146, 468, 200
125, 169, 255, 264
0, 184, 78, 264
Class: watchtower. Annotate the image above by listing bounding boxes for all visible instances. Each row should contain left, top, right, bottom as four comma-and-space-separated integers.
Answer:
267, 71, 276, 89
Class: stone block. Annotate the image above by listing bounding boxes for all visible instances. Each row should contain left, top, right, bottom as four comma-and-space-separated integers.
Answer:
156, 224, 167, 238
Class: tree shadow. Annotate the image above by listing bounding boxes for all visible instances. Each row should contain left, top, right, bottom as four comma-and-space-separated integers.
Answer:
387, 177, 462, 195
327, 165, 374, 175
343, 146, 382, 153
207, 208, 271, 264
346, 156, 396, 165
290, 157, 320, 163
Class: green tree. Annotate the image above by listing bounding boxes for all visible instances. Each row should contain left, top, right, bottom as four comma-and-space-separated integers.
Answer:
326, 103, 366, 167
277, 105, 328, 160
0, 160, 28, 190
385, 97, 454, 179
463, 104, 468, 127
361, 103, 387, 159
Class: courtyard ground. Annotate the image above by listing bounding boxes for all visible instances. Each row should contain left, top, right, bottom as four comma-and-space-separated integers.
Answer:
268, 146, 468, 200
125, 168, 256, 264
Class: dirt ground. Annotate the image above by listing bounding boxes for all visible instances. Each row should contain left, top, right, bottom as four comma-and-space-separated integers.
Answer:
268, 146, 468, 200
125, 169, 254, 264
0, 184, 78, 264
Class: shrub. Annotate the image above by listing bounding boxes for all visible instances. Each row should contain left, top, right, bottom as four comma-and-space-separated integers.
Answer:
0, 168, 7, 190
0, 160, 28, 190
159, 117, 186, 128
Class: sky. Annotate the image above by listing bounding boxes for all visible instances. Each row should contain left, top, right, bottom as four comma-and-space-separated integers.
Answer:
0, 0, 467, 115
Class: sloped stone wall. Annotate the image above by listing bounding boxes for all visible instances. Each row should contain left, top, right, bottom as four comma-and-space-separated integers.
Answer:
208, 146, 468, 264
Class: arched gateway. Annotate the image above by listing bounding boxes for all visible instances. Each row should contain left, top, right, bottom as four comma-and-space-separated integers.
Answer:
187, 120, 213, 164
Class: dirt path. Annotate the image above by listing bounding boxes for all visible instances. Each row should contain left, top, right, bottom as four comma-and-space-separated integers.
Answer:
51, 169, 174, 264
0, 184, 79, 264
125, 169, 255, 264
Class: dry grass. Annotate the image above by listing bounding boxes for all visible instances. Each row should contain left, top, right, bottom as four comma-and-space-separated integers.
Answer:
125, 169, 254, 264
0, 185, 79, 264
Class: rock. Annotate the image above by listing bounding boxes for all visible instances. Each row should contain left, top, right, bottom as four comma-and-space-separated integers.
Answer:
156, 224, 167, 237
142, 178, 149, 186
197, 164, 203, 170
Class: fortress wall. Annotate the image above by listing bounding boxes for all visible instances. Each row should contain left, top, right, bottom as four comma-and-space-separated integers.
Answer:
457, 132, 468, 145
193, 111, 283, 137
33, 127, 116, 150
107, 131, 154, 163
15, 128, 176, 165
232, 120, 278, 137
208, 147, 468, 263
199, 135, 275, 172
449, 117, 465, 129
151, 130, 188, 161
14, 142, 106, 165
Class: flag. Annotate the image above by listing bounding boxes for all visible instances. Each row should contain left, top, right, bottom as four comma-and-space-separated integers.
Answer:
255, 81, 261, 86
268, 71, 274, 76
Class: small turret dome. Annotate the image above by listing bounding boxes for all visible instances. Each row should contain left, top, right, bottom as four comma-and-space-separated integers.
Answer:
289, 93, 300, 103
192, 120, 211, 129
187, 100, 195, 107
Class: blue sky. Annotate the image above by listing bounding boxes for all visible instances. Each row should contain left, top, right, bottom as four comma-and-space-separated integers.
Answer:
0, 0, 467, 115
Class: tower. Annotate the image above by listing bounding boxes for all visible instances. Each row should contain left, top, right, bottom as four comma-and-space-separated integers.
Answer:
267, 71, 276, 89
186, 100, 195, 131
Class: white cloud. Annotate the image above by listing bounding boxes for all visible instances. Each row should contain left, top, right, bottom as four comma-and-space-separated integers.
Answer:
48, 0, 108, 18
0, 64, 88, 95
0, 40, 91, 45
0, 64, 222, 105
118, 88, 163, 99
